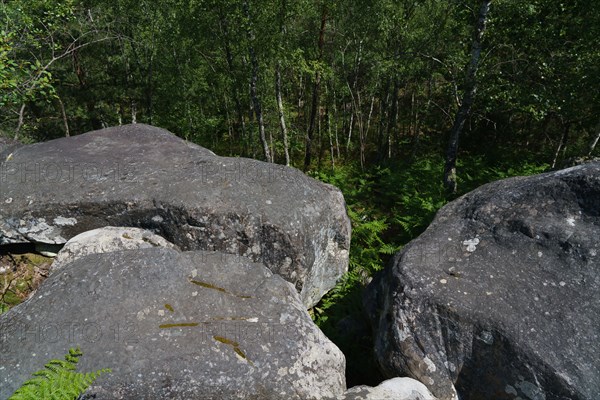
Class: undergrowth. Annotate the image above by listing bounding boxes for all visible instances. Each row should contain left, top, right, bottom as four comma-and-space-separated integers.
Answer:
311, 153, 550, 387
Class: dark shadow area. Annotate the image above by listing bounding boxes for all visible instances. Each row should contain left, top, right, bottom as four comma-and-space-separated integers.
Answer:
314, 283, 385, 388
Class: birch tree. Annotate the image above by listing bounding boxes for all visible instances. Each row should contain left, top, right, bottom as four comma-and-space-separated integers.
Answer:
443, 0, 492, 194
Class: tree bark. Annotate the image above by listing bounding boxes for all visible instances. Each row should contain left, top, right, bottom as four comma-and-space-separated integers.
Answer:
443, 0, 492, 194
388, 78, 399, 158
362, 94, 375, 169
14, 104, 26, 140
587, 118, 600, 156
219, 9, 247, 151
131, 100, 137, 124
243, 0, 272, 162
376, 78, 390, 162
275, 0, 290, 166
326, 103, 335, 171
303, 3, 327, 171
57, 96, 70, 137
551, 122, 570, 168
276, 63, 291, 166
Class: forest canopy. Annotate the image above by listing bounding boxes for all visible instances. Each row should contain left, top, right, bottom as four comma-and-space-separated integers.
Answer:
1, 0, 598, 175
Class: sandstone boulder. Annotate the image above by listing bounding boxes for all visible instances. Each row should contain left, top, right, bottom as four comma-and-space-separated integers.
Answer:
0, 124, 350, 307
343, 377, 437, 400
365, 163, 600, 400
0, 246, 346, 399
52, 226, 178, 270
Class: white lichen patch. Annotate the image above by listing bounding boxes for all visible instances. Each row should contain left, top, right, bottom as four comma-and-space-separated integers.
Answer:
423, 356, 437, 372
53, 216, 77, 226
16, 218, 65, 243
463, 237, 480, 252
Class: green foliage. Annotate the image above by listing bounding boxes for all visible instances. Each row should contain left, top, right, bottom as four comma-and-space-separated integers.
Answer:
311, 151, 550, 385
9, 347, 111, 400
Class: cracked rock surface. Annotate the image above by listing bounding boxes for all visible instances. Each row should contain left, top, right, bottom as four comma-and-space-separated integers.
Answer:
0, 124, 350, 307
365, 163, 600, 400
0, 246, 346, 399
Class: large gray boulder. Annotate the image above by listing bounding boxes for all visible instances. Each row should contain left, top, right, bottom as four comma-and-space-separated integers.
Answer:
0, 124, 350, 307
365, 163, 600, 400
0, 246, 346, 399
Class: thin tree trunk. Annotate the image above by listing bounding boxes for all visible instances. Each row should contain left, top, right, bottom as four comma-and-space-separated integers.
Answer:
333, 88, 340, 160
552, 122, 570, 168
275, 0, 291, 166
57, 96, 70, 137
388, 78, 399, 158
443, 0, 492, 194
118, 104, 123, 126
219, 9, 247, 152
131, 100, 137, 124
326, 104, 335, 171
276, 65, 290, 166
347, 79, 364, 168
223, 94, 234, 155
362, 94, 375, 168
588, 118, 600, 156
269, 127, 275, 162
317, 107, 323, 170
297, 74, 304, 128
377, 78, 390, 161
346, 110, 354, 152
303, 3, 327, 171
14, 104, 26, 140
243, 0, 271, 162
146, 7, 158, 124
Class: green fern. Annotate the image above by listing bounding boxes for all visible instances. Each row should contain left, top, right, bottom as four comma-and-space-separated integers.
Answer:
9, 347, 111, 400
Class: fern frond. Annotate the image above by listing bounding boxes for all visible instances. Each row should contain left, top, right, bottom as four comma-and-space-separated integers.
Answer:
9, 347, 111, 400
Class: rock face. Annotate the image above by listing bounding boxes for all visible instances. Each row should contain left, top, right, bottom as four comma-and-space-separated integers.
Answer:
52, 226, 179, 270
0, 124, 350, 307
0, 245, 346, 399
365, 163, 600, 400
342, 377, 437, 400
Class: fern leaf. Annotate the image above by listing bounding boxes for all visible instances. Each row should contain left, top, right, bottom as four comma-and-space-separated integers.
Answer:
8, 348, 111, 400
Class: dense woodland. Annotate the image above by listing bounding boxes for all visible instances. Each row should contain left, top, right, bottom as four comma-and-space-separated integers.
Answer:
2, 0, 600, 386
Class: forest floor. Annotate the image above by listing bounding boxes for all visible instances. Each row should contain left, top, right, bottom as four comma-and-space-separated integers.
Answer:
0, 252, 52, 313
